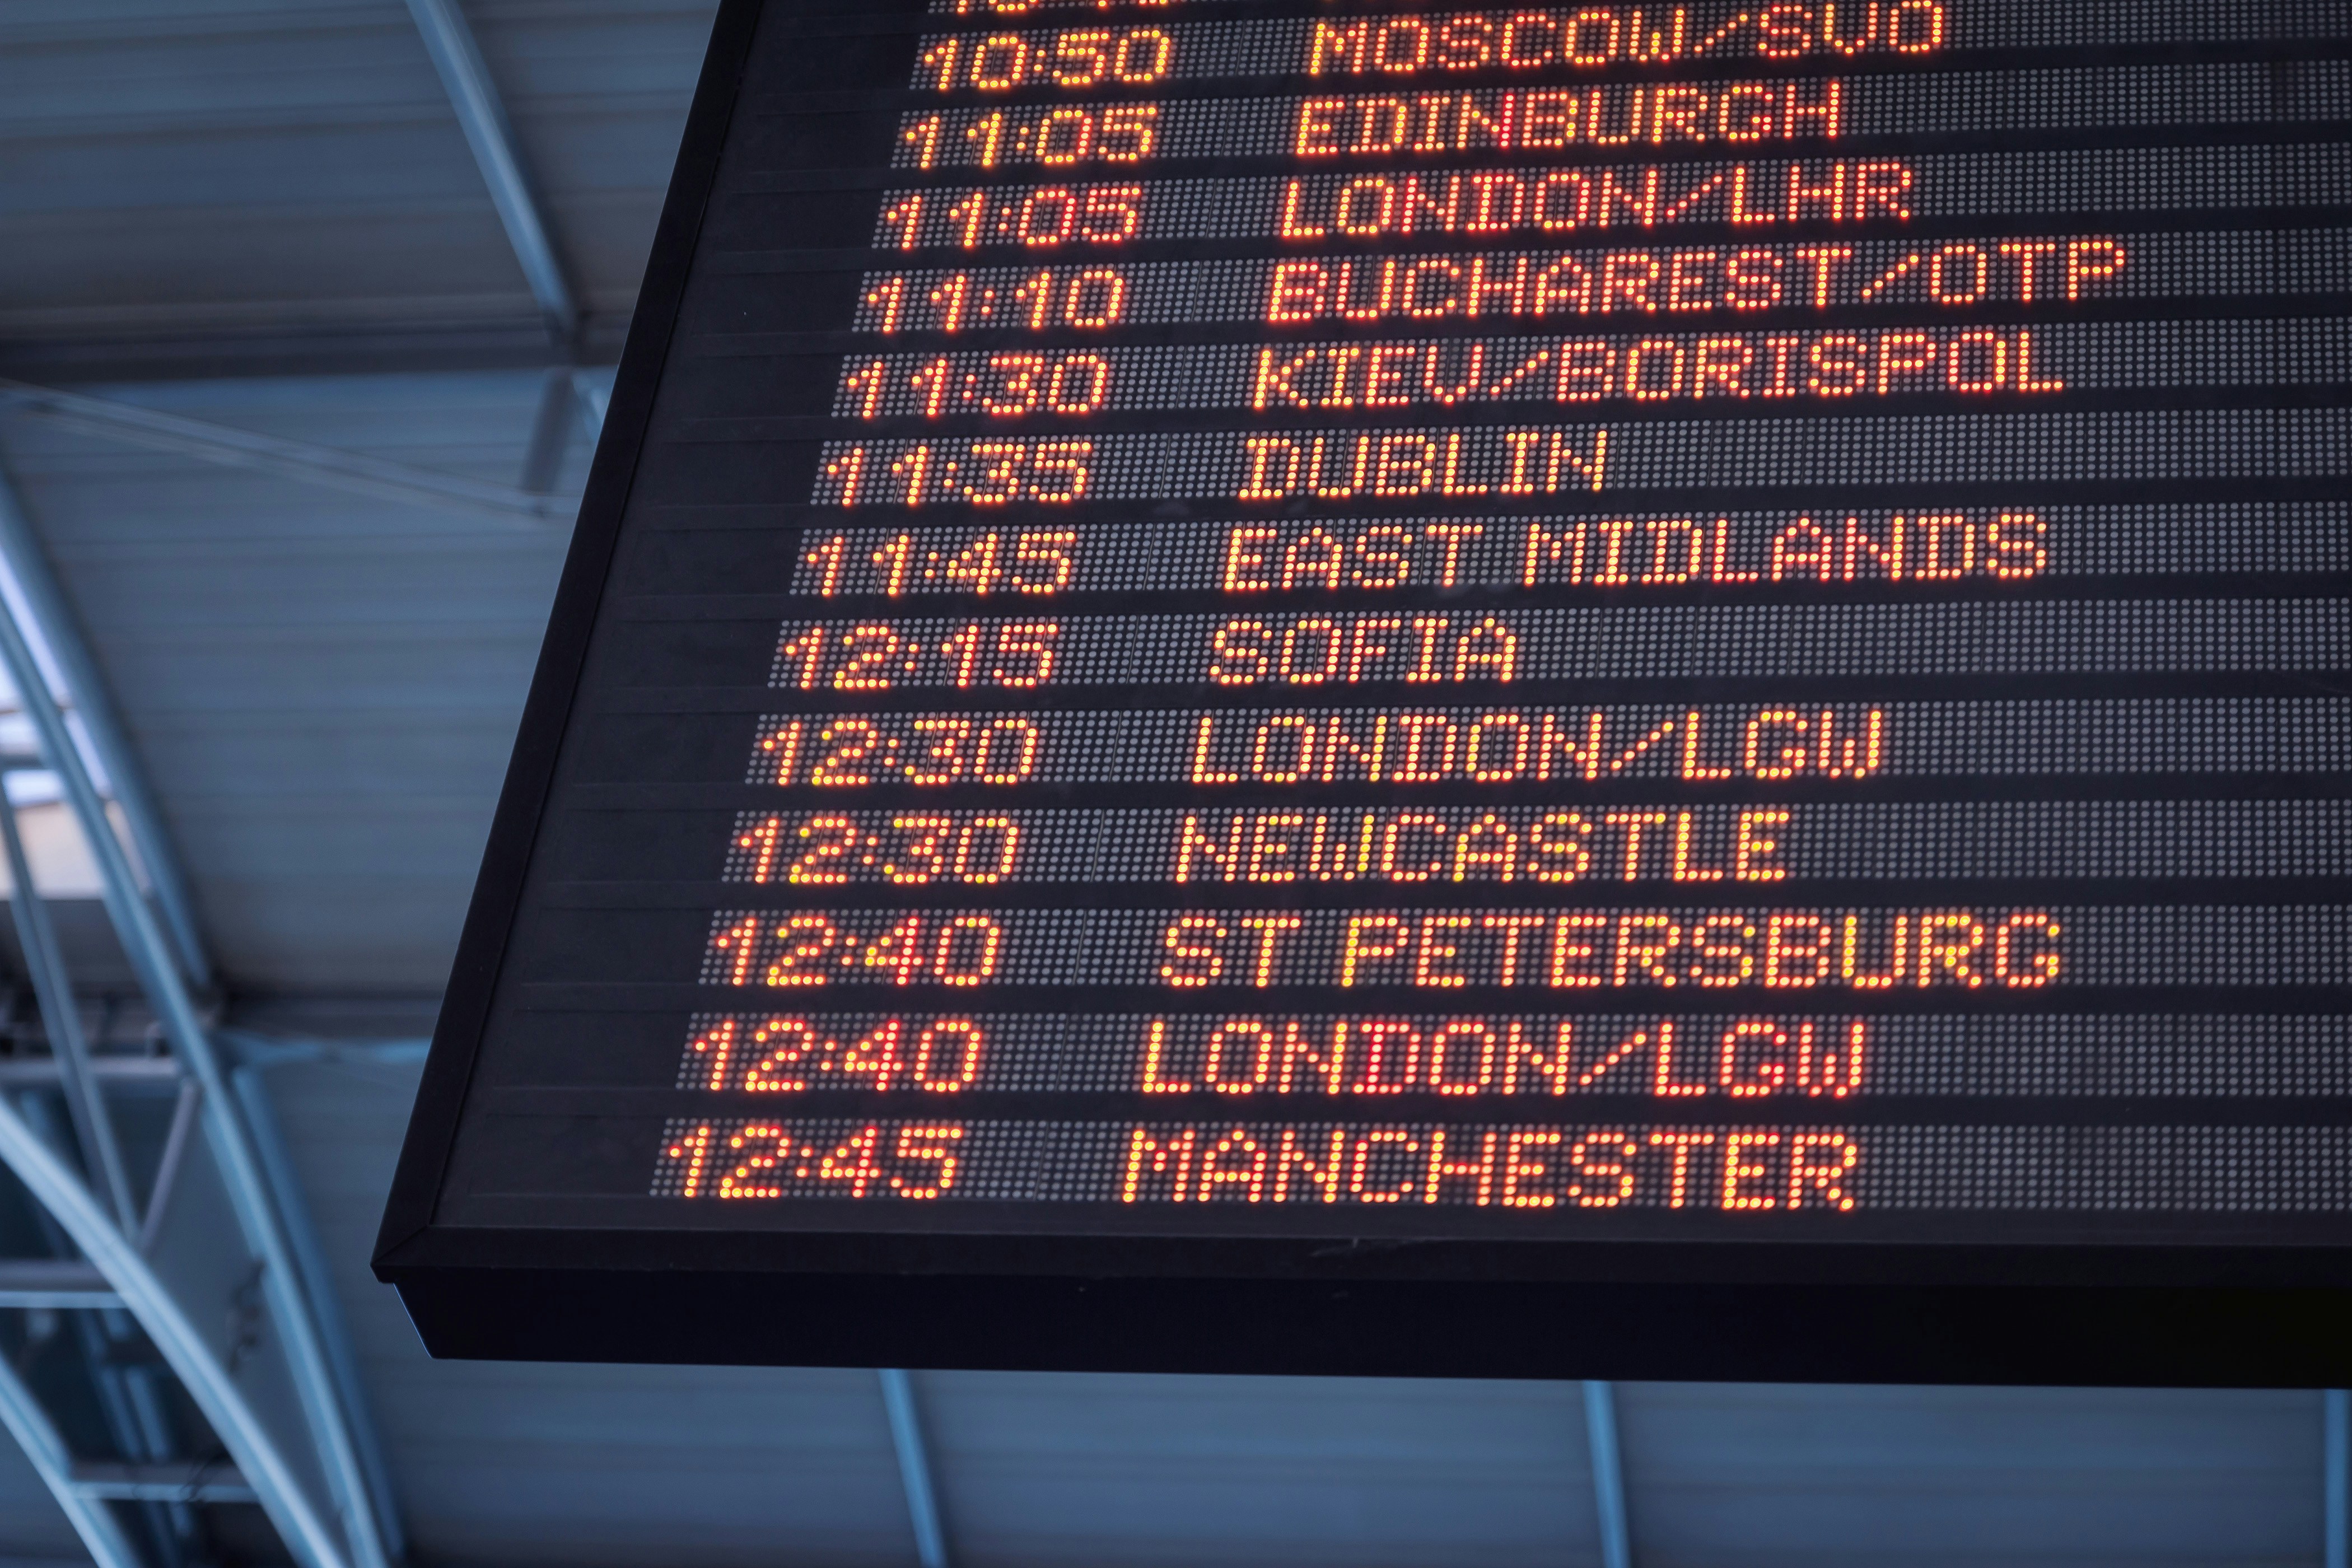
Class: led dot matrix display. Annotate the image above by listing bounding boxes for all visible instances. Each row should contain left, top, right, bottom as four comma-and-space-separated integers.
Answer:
376, 0, 2352, 1382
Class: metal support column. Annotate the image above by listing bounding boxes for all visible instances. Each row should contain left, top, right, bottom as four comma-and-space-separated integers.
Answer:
570, 370, 610, 436
517, 368, 578, 496
403, 0, 580, 344
880, 1368, 952, 1568
2326, 1389, 2347, 1568
0, 466, 209, 987
0, 766, 138, 1228
1581, 1381, 1634, 1568
0, 550, 394, 1568
7, 1087, 199, 1568
232, 1066, 405, 1562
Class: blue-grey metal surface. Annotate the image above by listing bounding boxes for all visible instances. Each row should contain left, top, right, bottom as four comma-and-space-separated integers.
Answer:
1617, 1382, 2322, 1568
0, 1261, 119, 1308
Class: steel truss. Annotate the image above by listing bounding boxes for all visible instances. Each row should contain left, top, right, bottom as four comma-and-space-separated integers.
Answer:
0, 23, 598, 1529
0, 4, 591, 1559
0, 466, 400, 1568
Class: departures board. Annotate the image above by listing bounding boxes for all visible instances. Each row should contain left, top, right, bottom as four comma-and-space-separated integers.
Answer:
375, 0, 2352, 1384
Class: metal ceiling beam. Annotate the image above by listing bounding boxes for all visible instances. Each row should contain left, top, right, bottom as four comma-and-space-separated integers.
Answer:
218, 1034, 431, 1071
1581, 1381, 1635, 1568
0, 1259, 120, 1307
0, 468, 213, 988
69, 1460, 259, 1506
0, 316, 629, 389
879, 1369, 952, 1568
0, 584, 393, 1568
0, 1058, 181, 1087
403, 0, 579, 345
0, 380, 570, 524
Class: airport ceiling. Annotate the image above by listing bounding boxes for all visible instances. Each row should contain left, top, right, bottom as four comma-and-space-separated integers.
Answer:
0, 4, 2338, 1567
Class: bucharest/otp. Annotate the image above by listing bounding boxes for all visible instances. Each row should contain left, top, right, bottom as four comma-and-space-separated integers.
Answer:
1261, 240, 2125, 323
1118, 1122, 1864, 1212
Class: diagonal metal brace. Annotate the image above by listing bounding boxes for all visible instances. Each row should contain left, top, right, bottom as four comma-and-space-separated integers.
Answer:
0, 379, 571, 524
403, 0, 580, 344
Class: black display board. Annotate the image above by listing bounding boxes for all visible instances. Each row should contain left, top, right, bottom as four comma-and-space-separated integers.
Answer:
375, 0, 2352, 1384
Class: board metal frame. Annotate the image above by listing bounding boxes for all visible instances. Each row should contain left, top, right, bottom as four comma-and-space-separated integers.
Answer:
373, 0, 2352, 1385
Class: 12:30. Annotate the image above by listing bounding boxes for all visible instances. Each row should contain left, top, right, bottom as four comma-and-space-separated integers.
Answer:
731, 813, 1021, 885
